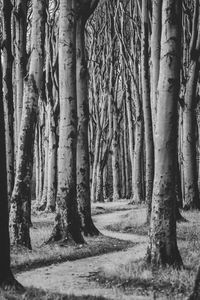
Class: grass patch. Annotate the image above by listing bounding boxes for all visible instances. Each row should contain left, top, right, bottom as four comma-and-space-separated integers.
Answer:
90, 209, 200, 299
90, 257, 196, 298
11, 212, 133, 273
91, 199, 131, 216
0, 287, 109, 300
105, 208, 148, 236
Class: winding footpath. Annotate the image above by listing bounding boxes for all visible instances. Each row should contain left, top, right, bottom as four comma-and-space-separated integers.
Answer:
16, 210, 150, 300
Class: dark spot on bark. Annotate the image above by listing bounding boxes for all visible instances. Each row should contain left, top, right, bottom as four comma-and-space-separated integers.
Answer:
68, 131, 76, 139
80, 168, 86, 175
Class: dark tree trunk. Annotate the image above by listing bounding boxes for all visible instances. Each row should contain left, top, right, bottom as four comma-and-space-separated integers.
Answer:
2, 0, 15, 203
76, 14, 99, 236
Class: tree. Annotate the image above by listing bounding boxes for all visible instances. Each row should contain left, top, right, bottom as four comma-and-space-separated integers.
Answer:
9, 0, 46, 249
147, 0, 183, 267
0, 43, 22, 291
141, 0, 154, 221
48, 0, 84, 243
14, 0, 28, 141
151, 0, 162, 131
2, 0, 15, 202
182, 0, 200, 209
76, 0, 99, 235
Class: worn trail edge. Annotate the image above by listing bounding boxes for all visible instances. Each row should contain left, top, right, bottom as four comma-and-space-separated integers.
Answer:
16, 210, 150, 300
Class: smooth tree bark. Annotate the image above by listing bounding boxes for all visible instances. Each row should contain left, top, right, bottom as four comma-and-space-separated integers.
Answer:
0, 45, 22, 291
182, 0, 200, 209
151, 0, 162, 131
46, 104, 57, 211
2, 0, 15, 202
49, 0, 84, 244
125, 76, 135, 198
141, 0, 154, 222
147, 0, 183, 268
14, 0, 28, 137
9, 0, 46, 249
40, 115, 49, 210
111, 100, 121, 200
132, 61, 144, 204
76, 0, 99, 235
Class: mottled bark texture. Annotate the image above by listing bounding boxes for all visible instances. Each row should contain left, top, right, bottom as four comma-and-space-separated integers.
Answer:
49, 0, 84, 244
0, 47, 22, 291
147, 0, 183, 268
2, 0, 15, 202
112, 101, 121, 200
151, 0, 162, 131
141, 0, 154, 222
14, 0, 28, 137
76, 4, 99, 236
182, 0, 200, 209
9, 0, 46, 249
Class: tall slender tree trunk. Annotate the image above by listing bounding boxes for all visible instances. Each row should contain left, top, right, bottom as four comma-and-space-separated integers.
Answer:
147, 0, 183, 268
46, 105, 57, 211
76, 13, 99, 236
151, 0, 162, 131
182, 61, 200, 209
141, 0, 154, 222
112, 101, 121, 200
182, 0, 200, 209
126, 78, 135, 197
0, 41, 22, 291
49, 0, 84, 244
2, 0, 15, 202
132, 82, 144, 203
123, 100, 131, 198
91, 129, 101, 202
9, 0, 46, 249
40, 114, 49, 210
14, 0, 28, 137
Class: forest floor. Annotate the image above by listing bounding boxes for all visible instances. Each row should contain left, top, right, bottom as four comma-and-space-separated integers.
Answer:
2, 200, 199, 299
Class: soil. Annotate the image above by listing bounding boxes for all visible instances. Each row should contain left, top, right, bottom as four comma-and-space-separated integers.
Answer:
16, 204, 151, 300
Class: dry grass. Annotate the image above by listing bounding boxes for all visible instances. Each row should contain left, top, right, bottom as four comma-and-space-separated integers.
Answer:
0, 287, 109, 300
105, 207, 148, 235
93, 209, 200, 299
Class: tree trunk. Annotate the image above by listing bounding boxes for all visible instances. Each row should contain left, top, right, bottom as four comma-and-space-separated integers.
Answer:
141, 0, 154, 222
49, 0, 84, 244
9, 0, 46, 249
2, 0, 15, 203
182, 61, 199, 209
46, 105, 57, 211
40, 113, 49, 210
123, 100, 131, 198
112, 102, 121, 200
132, 86, 143, 203
125, 78, 135, 197
76, 14, 98, 236
147, 0, 183, 268
0, 43, 22, 291
91, 129, 101, 203
151, 0, 162, 131
96, 164, 104, 203
14, 0, 28, 137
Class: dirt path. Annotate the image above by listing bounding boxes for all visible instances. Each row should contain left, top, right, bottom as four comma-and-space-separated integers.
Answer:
16, 210, 150, 300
